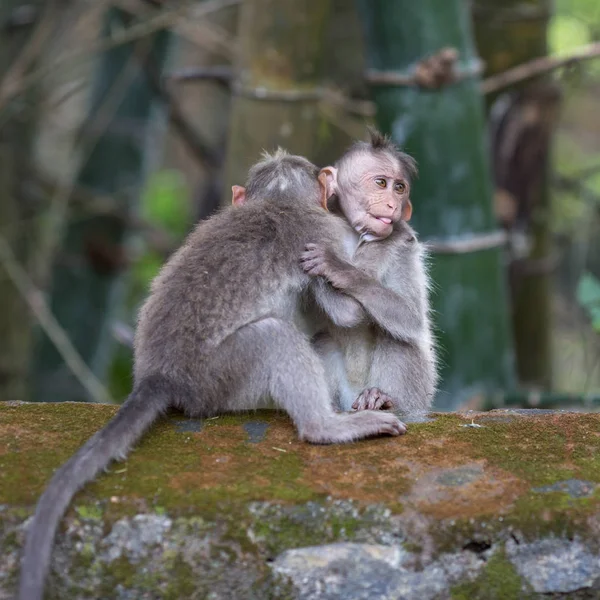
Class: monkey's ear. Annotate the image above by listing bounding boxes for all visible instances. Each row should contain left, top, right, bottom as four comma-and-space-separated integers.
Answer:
401, 199, 413, 221
231, 185, 246, 206
317, 167, 338, 210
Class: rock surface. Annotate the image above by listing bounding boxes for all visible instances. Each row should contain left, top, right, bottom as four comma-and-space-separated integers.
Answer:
1, 401, 600, 599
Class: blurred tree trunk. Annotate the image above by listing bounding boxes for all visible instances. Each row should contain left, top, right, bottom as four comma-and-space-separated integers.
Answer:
161, 3, 240, 222
31, 7, 172, 403
0, 0, 48, 400
357, 0, 515, 409
222, 0, 333, 197
473, 0, 557, 391
313, 0, 368, 168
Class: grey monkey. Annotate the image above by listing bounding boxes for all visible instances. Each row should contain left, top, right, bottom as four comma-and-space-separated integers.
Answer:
18, 150, 406, 600
300, 129, 438, 419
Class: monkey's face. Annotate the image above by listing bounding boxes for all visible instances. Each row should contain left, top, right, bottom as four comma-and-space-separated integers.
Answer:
335, 152, 411, 239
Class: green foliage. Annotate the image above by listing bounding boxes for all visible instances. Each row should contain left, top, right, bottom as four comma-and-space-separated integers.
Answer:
142, 169, 191, 239
549, 16, 590, 55
451, 550, 529, 600
75, 504, 103, 520
554, 0, 600, 33
551, 133, 600, 236
135, 168, 191, 292
108, 168, 192, 401
107, 343, 134, 400
551, 0, 600, 77
577, 272, 600, 332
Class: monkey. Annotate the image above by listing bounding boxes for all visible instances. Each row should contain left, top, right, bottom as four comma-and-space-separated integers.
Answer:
18, 150, 406, 600
300, 129, 438, 420
230, 130, 436, 419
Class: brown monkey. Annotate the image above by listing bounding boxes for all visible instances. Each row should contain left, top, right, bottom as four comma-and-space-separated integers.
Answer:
18, 150, 406, 600
301, 130, 438, 419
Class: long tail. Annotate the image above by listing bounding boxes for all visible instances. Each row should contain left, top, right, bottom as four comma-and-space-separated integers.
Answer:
18, 375, 171, 600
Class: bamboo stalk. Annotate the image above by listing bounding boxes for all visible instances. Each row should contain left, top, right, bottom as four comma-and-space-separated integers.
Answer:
356, 0, 516, 409
221, 0, 333, 197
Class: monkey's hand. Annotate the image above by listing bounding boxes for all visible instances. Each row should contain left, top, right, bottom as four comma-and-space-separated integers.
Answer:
352, 387, 396, 412
300, 243, 355, 289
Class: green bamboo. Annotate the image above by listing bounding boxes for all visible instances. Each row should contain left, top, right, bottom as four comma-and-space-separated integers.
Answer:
313, 0, 368, 168
356, 0, 515, 409
31, 8, 172, 402
222, 0, 332, 198
473, 0, 554, 391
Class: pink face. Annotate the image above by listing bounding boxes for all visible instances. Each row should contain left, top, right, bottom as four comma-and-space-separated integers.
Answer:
325, 152, 412, 239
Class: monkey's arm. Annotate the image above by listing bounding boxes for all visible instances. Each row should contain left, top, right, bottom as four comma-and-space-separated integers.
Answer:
301, 243, 422, 342
310, 277, 367, 328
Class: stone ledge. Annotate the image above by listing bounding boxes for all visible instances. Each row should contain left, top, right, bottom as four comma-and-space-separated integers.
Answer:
1, 402, 600, 599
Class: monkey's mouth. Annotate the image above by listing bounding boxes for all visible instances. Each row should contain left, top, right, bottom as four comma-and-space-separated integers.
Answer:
360, 214, 395, 240
368, 214, 395, 227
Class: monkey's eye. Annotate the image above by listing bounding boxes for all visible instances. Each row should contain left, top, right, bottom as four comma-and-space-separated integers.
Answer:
375, 178, 387, 188
394, 182, 406, 193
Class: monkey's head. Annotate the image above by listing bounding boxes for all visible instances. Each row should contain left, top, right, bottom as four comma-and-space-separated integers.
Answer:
232, 148, 326, 209
323, 127, 418, 240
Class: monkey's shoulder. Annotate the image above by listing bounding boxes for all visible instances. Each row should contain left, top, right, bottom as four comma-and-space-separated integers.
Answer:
149, 202, 334, 301
195, 201, 334, 247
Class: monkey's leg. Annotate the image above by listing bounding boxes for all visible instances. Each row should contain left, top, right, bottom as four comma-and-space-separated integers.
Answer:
311, 331, 358, 412
366, 334, 434, 420
202, 318, 406, 442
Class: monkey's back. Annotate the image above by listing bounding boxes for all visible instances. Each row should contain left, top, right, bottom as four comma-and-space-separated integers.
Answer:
134, 200, 344, 383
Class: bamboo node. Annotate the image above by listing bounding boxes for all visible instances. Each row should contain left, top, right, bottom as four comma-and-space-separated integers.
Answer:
424, 230, 507, 254
366, 49, 484, 89
231, 82, 323, 102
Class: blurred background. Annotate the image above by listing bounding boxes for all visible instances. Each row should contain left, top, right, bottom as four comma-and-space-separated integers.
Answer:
0, 0, 599, 412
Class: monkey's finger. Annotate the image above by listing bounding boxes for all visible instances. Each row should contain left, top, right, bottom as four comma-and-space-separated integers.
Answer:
377, 392, 396, 410
366, 396, 379, 410
362, 388, 379, 410
301, 260, 327, 276
352, 396, 367, 411
353, 388, 374, 411
300, 250, 322, 261
300, 260, 319, 272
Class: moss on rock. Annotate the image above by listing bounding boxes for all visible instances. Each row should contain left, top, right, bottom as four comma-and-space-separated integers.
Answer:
1, 402, 600, 598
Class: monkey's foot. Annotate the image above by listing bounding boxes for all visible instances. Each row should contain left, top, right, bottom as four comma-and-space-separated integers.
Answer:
352, 387, 396, 412
304, 411, 406, 443
351, 411, 407, 437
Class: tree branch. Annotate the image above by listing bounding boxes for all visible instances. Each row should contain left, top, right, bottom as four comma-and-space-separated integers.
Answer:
0, 0, 241, 111
482, 42, 600, 95
165, 65, 233, 87
140, 52, 223, 170
0, 235, 114, 404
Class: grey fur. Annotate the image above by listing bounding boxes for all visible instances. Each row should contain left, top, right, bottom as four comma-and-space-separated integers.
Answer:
304, 221, 438, 417
18, 151, 405, 600
301, 137, 438, 420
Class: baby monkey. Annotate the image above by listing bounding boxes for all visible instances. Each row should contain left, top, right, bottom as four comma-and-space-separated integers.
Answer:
19, 151, 405, 600
233, 129, 437, 418
302, 129, 438, 419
